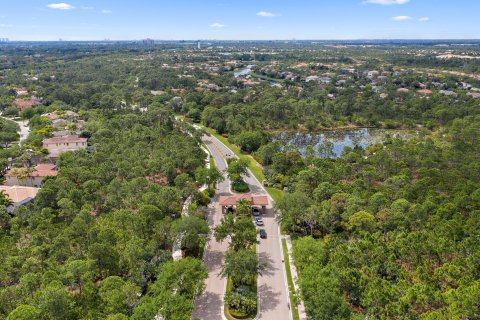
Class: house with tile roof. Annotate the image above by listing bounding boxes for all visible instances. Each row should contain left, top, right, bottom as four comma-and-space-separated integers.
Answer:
5, 163, 58, 187
0, 185, 40, 214
42, 135, 87, 158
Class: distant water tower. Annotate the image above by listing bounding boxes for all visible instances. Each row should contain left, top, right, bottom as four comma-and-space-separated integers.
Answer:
197, 40, 201, 50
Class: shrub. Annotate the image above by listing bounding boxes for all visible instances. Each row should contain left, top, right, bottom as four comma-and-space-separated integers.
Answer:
232, 181, 250, 193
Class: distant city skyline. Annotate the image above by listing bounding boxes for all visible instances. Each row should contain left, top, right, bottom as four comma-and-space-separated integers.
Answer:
0, 0, 479, 41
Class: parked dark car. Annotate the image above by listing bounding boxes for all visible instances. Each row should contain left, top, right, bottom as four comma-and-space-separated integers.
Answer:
259, 229, 267, 239
252, 207, 261, 216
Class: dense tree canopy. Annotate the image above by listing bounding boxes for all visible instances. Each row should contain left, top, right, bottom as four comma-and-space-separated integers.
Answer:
0, 109, 209, 319
275, 116, 480, 319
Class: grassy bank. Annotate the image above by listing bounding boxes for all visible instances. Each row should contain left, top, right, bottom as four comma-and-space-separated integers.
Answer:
249, 72, 286, 83
282, 239, 300, 320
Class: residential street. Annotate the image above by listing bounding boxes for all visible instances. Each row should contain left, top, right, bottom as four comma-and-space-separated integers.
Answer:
191, 136, 230, 320
192, 133, 291, 320
0, 116, 30, 144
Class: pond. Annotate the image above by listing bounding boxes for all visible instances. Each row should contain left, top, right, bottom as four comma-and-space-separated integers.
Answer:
273, 128, 419, 158
234, 64, 253, 77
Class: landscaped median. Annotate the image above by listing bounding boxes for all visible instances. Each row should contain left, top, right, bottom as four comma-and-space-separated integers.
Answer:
223, 248, 259, 320
214, 211, 261, 320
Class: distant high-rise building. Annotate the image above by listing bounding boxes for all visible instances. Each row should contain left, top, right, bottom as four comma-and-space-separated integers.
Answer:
0, 38, 8, 42
197, 40, 201, 50
143, 38, 155, 45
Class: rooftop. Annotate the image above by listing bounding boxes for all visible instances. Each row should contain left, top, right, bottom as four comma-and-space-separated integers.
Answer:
43, 135, 87, 144
417, 89, 433, 94
5, 163, 58, 177
219, 194, 269, 206
0, 185, 39, 204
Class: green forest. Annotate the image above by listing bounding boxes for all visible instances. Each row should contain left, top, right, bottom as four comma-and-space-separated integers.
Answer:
1, 41, 480, 319
275, 116, 480, 319
0, 108, 211, 319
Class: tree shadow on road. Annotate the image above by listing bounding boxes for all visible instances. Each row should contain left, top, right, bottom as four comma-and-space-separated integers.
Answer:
204, 250, 224, 271
258, 283, 282, 314
192, 291, 224, 320
258, 251, 277, 277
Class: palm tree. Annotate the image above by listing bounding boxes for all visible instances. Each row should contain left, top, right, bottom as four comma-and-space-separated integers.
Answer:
0, 190, 12, 206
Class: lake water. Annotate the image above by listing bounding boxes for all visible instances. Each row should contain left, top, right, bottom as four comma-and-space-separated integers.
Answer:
273, 128, 418, 158
234, 65, 253, 77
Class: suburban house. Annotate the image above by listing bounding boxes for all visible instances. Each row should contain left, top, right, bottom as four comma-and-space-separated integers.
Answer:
439, 90, 457, 96
13, 96, 41, 110
467, 92, 480, 98
417, 89, 433, 95
42, 135, 88, 158
305, 75, 320, 82
0, 185, 40, 214
5, 163, 58, 187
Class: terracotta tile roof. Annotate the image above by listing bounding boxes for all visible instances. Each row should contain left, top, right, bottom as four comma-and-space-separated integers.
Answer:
42, 135, 87, 144
42, 112, 60, 121
243, 80, 261, 85
219, 194, 269, 206
467, 92, 480, 98
5, 163, 58, 177
0, 185, 39, 203
13, 99, 40, 108
417, 89, 433, 94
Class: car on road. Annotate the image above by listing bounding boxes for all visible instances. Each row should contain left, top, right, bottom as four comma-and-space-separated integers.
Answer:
252, 207, 261, 216
255, 217, 264, 226
259, 229, 267, 239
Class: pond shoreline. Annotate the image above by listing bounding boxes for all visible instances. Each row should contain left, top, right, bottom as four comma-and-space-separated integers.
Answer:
263, 124, 420, 135
272, 127, 420, 158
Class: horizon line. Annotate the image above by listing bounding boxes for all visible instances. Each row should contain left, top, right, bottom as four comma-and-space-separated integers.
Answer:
1, 38, 480, 42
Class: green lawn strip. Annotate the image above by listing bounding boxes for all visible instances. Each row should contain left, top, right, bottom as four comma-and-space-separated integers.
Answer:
249, 72, 286, 83
210, 155, 216, 169
265, 187, 284, 203
281, 239, 300, 320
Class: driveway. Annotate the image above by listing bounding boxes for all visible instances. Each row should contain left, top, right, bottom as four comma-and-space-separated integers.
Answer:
192, 137, 230, 320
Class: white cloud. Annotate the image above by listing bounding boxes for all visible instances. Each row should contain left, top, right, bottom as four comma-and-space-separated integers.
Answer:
256, 11, 276, 17
363, 0, 409, 5
392, 15, 413, 21
47, 3, 75, 10
419, 17, 430, 22
210, 23, 225, 28
102, 10, 112, 14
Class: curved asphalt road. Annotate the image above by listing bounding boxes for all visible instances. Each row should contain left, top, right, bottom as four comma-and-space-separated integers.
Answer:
192, 133, 292, 320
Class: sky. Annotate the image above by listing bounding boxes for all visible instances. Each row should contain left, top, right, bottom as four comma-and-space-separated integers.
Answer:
0, 0, 479, 41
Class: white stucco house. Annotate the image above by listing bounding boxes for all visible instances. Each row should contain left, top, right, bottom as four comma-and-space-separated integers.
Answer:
42, 135, 87, 158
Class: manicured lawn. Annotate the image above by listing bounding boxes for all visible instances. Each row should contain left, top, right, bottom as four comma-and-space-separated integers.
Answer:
266, 187, 284, 203
249, 72, 286, 83
282, 238, 300, 320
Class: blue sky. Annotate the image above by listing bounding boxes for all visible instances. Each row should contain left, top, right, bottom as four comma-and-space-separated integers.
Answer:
0, 0, 479, 40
